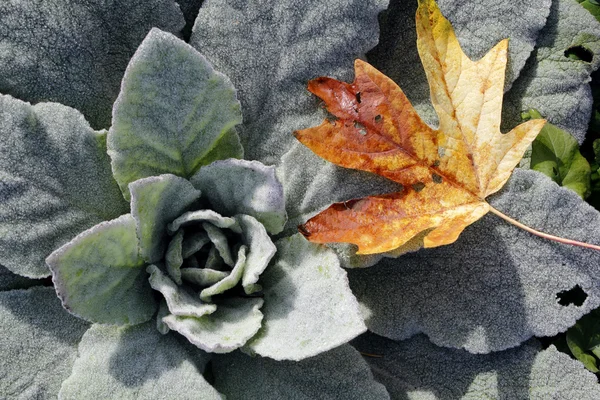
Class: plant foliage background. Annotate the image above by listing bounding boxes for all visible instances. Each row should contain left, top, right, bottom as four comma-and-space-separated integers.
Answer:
3, 0, 600, 399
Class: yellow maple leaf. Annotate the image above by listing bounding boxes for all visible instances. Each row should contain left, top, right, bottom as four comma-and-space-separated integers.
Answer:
294, 0, 546, 255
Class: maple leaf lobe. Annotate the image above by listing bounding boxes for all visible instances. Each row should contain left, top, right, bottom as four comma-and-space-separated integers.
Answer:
295, 0, 545, 255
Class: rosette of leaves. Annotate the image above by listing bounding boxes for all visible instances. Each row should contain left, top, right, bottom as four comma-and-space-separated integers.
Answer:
0, 27, 375, 399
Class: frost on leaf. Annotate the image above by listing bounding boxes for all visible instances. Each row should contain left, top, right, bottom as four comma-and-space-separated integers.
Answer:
295, 0, 545, 255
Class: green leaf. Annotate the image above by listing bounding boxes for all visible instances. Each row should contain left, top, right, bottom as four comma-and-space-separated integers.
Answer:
203, 223, 236, 267
353, 333, 600, 399
163, 297, 264, 354
245, 234, 366, 361
130, 174, 201, 263
0, 0, 184, 129
566, 309, 600, 373
594, 138, 600, 165
166, 230, 184, 285
234, 214, 276, 294
191, 159, 287, 234
526, 109, 591, 198
181, 268, 229, 287
0, 287, 90, 399
108, 28, 243, 200
147, 264, 216, 318
578, 0, 600, 22
200, 246, 247, 302
212, 345, 390, 400
59, 323, 223, 400
503, 0, 600, 143
0, 95, 128, 278
168, 210, 239, 234
46, 214, 156, 325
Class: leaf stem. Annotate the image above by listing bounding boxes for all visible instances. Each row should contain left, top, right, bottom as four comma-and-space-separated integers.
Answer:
359, 352, 383, 358
488, 206, 600, 251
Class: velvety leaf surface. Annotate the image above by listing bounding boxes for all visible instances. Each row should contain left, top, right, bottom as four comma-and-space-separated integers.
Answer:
212, 345, 390, 400
352, 333, 600, 399
108, 28, 243, 199
0, 287, 89, 399
169, 210, 238, 234
234, 214, 276, 293
147, 264, 216, 318
190, 0, 387, 164
366, 0, 551, 127
59, 323, 222, 400
0, 0, 184, 129
0, 264, 45, 291
503, 0, 600, 143
47, 214, 156, 326
163, 297, 264, 353
0, 95, 128, 278
130, 174, 201, 263
348, 169, 600, 353
191, 159, 286, 234
166, 230, 185, 284
246, 234, 366, 361
199, 246, 247, 301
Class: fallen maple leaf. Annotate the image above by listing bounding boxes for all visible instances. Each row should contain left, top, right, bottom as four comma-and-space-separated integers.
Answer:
295, 0, 547, 255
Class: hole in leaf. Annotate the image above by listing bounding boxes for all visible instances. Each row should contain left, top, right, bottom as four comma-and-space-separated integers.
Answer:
432, 173, 443, 184
552, 167, 558, 176
433, 160, 440, 167
411, 182, 425, 192
355, 92, 362, 104
354, 121, 367, 136
564, 46, 593, 63
374, 114, 382, 123
438, 147, 446, 157
557, 285, 588, 306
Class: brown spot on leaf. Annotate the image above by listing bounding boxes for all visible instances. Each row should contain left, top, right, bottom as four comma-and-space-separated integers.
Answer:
432, 173, 443, 184
411, 182, 426, 192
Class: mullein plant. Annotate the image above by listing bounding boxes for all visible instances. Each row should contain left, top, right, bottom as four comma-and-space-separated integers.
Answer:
3, 0, 600, 399
0, 28, 378, 399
